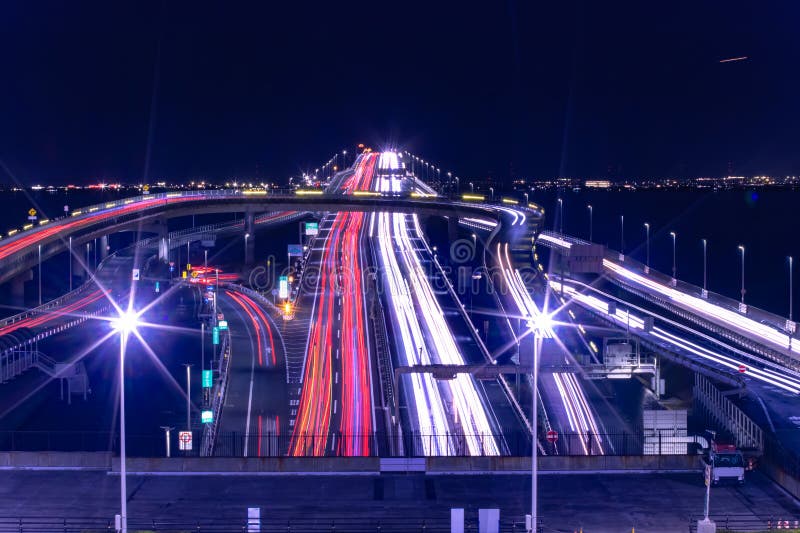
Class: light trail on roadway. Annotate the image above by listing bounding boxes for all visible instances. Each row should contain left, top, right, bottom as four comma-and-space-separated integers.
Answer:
495, 241, 604, 455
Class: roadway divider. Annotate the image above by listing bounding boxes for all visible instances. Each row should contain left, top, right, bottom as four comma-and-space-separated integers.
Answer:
200, 326, 231, 457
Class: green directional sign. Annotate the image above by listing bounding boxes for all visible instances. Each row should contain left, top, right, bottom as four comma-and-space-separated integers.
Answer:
202, 370, 213, 388
218, 320, 228, 330
201, 410, 214, 424
212, 327, 220, 345
305, 222, 319, 236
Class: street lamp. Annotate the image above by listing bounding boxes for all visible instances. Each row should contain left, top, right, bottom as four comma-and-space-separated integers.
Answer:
587, 205, 593, 242
469, 182, 474, 193
527, 313, 551, 533
557, 198, 563, 234
38, 244, 42, 306
702, 239, 708, 297
619, 215, 624, 259
670, 232, 677, 282
643, 223, 650, 273
738, 245, 746, 305
111, 309, 140, 533
489, 187, 494, 201
790, 256, 794, 322
524, 192, 529, 205
69, 236, 73, 292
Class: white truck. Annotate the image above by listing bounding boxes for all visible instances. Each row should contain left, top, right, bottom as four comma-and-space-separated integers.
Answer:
705, 442, 745, 485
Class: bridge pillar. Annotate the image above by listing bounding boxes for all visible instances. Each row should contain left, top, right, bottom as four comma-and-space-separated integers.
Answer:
244, 212, 255, 266
72, 254, 86, 281
9, 270, 32, 308
447, 217, 459, 242
99, 235, 109, 261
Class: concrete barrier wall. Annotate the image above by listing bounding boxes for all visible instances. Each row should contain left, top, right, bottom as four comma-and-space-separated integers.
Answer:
760, 460, 800, 501
0, 452, 702, 473
425, 455, 703, 473
0, 451, 111, 469
111, 456, 380, 473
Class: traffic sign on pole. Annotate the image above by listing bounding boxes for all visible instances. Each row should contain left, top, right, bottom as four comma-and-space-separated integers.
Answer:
212, 327, 220, 345
201, 410, 213, 424
738, 364, 747, 373
546, 430, 558, 444
178, 431, 192, 451
202, 370, 213, 388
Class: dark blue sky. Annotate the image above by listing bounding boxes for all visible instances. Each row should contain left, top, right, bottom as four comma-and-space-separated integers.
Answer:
1, 1, 799, 184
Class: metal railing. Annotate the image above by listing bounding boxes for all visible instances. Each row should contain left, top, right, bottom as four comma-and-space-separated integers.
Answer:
0, 429, 685, 457
0, 516, 539, 532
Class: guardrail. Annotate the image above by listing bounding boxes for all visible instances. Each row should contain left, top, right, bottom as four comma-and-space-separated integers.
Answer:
0, 429, 690, 457
0, 516, 535, 532
201, 328, 231, 457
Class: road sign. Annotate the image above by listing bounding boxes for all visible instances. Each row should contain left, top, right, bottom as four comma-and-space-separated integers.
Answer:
218, 320, 228, 330
704, 464, 711, 487
63, 205, 69, 213
305, 222, 319, 236
212, 327, 220, 345
738, 364, 747, 373
178, 431, 192, 451
288, 244, 303, 256
202, 370, 213, 388
201, 410, 213, 424
143, 184, 150, 195
182, 271, 187, 279
28, 208, 36, 217
132, 269, 140, 281
279, 276, 288, 299
187, 263, 192, 271
546, 430, 559, 443
191, 271, 199, 278
155, 281, 160, 293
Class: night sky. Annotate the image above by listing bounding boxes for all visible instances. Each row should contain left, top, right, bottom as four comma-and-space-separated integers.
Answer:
1, 1, 799, 184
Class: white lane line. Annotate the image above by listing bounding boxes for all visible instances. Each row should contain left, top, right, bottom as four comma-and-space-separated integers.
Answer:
333, 399, 338, 414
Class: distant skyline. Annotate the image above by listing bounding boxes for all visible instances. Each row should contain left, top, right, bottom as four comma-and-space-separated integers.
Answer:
1, 1, 799, 185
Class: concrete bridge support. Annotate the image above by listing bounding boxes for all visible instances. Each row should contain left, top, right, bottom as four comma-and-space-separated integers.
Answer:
447, 216, 459, 243
244, 212, 255, 266
9, 270, 32, 308
99, 235, 109, 261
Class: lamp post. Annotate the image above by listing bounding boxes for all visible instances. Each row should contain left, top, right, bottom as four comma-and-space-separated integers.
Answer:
620, 215, 625, 259
644, 223, 650, 273
557, 198, 563, 234
738, 245, 746, 305
790, 256, 794, 322
469, 182, 474, 193
529, 327, 543, 533
587, 205, 593, 242
38, 244, 42, 306
670, 232, 677, 283
702, 239, 708, 298
69, 236, 73, 292
524, 192, 529, 205
489, 187, 494, 201
111, 310, 140, 533
184, 364, 192, 434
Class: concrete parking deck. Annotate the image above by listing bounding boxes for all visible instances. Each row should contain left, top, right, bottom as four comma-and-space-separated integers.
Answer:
0, 470, 797, 531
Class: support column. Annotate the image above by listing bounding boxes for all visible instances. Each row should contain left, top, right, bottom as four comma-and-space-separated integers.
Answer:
9, 270, 32, 308
244, 212, 255, 266
72, 254, 87, 282
100, 235, 109, 261
447, 216, 459, 242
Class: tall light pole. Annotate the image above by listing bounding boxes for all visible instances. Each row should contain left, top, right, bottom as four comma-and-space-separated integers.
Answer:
38, 244, 42, 306
702, 239, 708, 297
184, 364, 192, 433
69, 236, 73, 292
587, 205, 593, 242
790, 256, 794, 322
557, 198, 563, 234
644, 223, 650, 273
738, 245, 746, 305
112, 310, 139, 533
469, 182, 474, 193
529, 328, 543, 533
670, 232, 677, 282
619, 215, 625, 258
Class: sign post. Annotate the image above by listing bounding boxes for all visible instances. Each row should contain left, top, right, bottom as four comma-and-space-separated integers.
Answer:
304, 222, 319, 236
178, 431, 192, 451
27, 208, 37, 222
